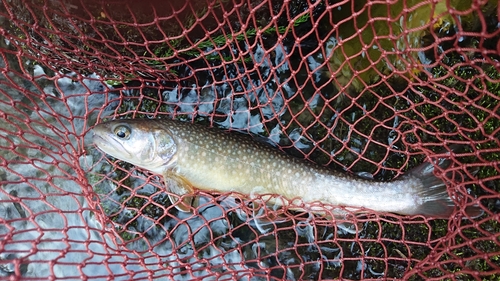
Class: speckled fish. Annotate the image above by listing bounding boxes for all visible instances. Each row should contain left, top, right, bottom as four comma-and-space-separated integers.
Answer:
92, 118, 480, 218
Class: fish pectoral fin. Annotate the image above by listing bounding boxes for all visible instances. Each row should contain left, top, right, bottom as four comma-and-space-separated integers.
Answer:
168, 194, 195, 213
163, 174, 196, 213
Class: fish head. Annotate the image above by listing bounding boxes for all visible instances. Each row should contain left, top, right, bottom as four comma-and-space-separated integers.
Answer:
92, 119, 177, 174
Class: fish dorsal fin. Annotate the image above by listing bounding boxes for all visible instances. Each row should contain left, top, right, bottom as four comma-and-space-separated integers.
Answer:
163, 173, 196, 213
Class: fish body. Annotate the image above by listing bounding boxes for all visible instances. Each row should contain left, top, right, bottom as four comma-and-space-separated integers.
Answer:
92, 118, 478, 218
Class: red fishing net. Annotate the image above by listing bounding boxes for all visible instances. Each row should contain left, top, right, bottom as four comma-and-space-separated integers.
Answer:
0, 0, 499, 279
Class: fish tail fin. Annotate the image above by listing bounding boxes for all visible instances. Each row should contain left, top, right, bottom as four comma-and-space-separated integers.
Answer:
409, 159, 483, 218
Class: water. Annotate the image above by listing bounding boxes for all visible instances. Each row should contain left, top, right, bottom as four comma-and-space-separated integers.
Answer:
1, 0, 498, 279
84, 36, 431, 280
0, 56, 137, 279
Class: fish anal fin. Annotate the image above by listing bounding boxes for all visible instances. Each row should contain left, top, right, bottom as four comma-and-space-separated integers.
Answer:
163, 173, 196, 213
463, 205, 484, 218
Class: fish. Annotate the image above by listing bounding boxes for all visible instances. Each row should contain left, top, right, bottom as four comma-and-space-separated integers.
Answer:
92, 118, 481, 218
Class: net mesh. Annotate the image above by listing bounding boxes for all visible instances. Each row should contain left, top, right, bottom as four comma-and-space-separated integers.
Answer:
0, 0, 499, 279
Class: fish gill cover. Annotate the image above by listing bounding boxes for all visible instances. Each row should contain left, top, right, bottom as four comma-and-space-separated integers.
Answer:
0, 0, 499, 280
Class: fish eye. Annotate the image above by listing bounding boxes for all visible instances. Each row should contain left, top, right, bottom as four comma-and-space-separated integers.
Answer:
113, 125, 131, 139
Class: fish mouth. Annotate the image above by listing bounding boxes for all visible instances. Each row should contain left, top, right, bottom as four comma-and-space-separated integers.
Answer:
92, 132, 130, 159
92, 132, 107, 148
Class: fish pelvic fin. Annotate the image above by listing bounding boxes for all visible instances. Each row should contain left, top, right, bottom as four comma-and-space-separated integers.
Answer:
409, 159, 483, 219
164, 174, 196, 213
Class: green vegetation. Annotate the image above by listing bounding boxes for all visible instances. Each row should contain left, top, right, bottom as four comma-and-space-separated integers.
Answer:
357, 20, 500, 281
62, 0, 500, 279
4, 0, 498, 279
